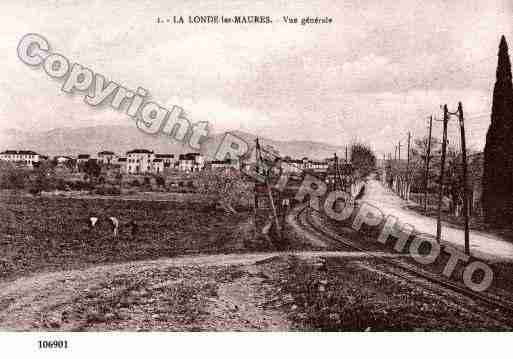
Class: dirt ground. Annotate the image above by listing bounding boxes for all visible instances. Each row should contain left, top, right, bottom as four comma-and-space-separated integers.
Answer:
0, 252, 506, 331
1, 194, 511, 331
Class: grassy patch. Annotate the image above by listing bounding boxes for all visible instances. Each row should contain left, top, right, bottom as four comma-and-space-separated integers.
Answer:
264, 256, 506, 331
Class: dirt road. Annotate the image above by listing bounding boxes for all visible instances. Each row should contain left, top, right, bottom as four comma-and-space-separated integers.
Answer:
362, 179, 513, 262
0, 251, 403, 331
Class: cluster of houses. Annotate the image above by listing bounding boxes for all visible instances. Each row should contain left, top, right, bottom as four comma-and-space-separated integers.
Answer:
1, 149, 336, 176
282, 156, 330, 173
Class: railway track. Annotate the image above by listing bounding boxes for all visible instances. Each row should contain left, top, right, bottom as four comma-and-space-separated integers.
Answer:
293, 204, 513, 327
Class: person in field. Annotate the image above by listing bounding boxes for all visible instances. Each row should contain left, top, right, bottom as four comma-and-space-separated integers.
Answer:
109, 216, 119, 237
89, 216, 99, 229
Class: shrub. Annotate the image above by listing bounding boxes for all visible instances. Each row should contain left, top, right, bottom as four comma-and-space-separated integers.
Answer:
192, 168, 253, 213
55, 178, 68, 191
68, 181, 93, 191
155, 175, 165, 188
0, 163, 27, 190
29, 187, 41, 196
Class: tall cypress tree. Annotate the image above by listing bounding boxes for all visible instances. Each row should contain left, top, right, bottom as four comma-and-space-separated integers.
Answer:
482, 35, 513, 225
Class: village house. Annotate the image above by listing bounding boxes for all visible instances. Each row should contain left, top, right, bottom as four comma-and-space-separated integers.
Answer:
97, 151, 116, 165
307, 160, 329, 173
155, 154, 176, 170
77, 154, 91, 164
178, 153, 204, 172
126, 149, 154, 174
152, 158, 164, 174
206, 159, 236, 171
54, 155, 73, 165
116, 157, 127, 173
283, 158, 304, 173
0, 150, 43, 168
53, 155, 76, 174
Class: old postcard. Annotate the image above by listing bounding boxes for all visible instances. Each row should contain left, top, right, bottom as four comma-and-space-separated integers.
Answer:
0, 0, 512, 357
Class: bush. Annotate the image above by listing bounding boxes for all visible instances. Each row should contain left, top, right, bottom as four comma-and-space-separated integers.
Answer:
68, 181, 93, 191
155, 175, 165, 188
192, 168, 253, 213
29, 187, 41, 196
0, 163, 27, 190
55, 178, 68, 191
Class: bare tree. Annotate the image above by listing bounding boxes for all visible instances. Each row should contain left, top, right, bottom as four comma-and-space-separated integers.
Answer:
193, 168, 253, 214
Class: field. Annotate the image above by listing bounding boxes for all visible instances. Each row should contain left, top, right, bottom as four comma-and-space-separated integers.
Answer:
0, 193, 259, 282
1, 190, 510, 331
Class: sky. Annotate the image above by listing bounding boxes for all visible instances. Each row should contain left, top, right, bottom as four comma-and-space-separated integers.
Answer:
0, 0, 512, 155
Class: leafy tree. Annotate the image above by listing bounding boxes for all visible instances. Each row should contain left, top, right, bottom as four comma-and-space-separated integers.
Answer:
1, 165, 26, 191
31, 160, 56, 194
483, 35, 513, 226
0, 161, 15, 189
82, 160, 101, 183
350, 141, 376, 179
155, 175, 165, 188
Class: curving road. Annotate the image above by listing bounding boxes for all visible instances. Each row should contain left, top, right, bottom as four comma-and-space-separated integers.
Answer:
361, 179, 513, 262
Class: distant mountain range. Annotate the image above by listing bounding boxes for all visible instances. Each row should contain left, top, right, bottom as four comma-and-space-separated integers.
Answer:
0, 125, 348, 160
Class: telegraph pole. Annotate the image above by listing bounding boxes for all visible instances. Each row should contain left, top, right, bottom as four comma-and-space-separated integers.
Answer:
436, 106, 449, 242
424, 116, 433, 212
407, 132, 411, 170
405, 132, 411, 200
458, 102, 470, 255
398, 140, 402, 162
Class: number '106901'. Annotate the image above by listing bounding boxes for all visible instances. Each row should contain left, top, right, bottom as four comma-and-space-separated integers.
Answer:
38, 340, 68, 349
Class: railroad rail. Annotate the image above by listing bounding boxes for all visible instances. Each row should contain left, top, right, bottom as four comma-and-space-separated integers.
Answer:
293, 204, 513, 327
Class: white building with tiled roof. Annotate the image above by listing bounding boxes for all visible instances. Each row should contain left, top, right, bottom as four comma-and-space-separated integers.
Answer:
0, 150, 42, 168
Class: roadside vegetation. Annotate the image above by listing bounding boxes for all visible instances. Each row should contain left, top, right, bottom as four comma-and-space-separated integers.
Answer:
262, 255, 505, 331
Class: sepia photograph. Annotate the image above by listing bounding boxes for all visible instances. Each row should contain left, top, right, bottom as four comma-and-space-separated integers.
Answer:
0, 0, 512, 357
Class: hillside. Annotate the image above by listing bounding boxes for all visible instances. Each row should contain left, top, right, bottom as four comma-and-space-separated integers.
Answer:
1, 126, 347, 160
